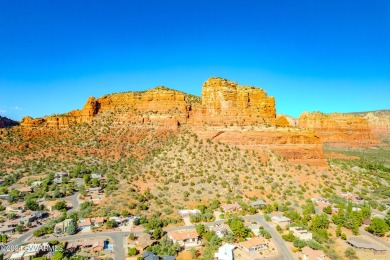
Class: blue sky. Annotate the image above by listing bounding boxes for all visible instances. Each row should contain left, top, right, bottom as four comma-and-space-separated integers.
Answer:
0, 0, 389, 120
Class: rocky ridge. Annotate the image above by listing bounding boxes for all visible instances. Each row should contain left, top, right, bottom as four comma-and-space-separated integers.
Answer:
298, 111, 379, 147
350, 110, 390, 137
15, 78, 327, 166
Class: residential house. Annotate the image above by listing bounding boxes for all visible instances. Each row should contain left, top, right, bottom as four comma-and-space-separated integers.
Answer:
347, 238, 387, 255
362, 218, 371, 226
69, 239, 106, 252
167, 229, 200, 248
44, 201, 58, 211
301, 246, 326, 260
19, 212, 37, 225
78, 218, 92, 231
91, 217, 106, 227
129, 216, 140, 226
6, 203, 24, 213
239, 237, 268, 252
54, 219, 73, 234
31, 181, 42, 188
77, 217, 105, 231
109, 216, 124, 226
108, 216, 135, 226
55, 172, 68, 178
0, 225, 15, 235
221, 203, 242, 213
33, 210, 48, 219
249, 200, 266, 208
136, 233, 157, 251
271, 215, 291, 227
53, 177, 63, 184
91, 173, 102, 179
289, 227, 312, 241
85, 193, 105, 204
214, 244, 236, 260
178, 209, 201, 218
142, 251, 159, 260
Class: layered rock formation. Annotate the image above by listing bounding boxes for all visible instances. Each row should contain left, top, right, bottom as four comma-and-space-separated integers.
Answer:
190, 78, 283, 126
20, 87, 197, 129
193, 126, 325, 166
351, 110, 390, 137
298, 111, 379, 147
18, 77, 326, 166
0, 116, 18, 128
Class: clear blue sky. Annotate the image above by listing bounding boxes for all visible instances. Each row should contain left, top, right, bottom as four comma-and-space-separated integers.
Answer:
1, 0, 389, 121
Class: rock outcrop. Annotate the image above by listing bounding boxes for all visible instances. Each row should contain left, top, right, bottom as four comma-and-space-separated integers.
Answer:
0, 116, 18, 128
21, 87, 197, 129
190, 78, 280, 126
350, 110, 390, 137
298, 111, 379, 147
18, 77, 327, 166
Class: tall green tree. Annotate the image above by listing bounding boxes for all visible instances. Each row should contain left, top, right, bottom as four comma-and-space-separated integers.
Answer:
152, 227, 164, 240
366, 218, 389, 236
226, 217, 250, 239
25, 199, 40, 211
66, 220, 77, 235
53, 200, 67, 211
311, 214, 329, 230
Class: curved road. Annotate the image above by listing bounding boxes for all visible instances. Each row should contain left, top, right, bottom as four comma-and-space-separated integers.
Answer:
244, 215, 295, 260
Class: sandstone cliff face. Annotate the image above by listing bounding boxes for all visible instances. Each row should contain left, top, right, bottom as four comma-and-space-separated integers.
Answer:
298, 111, 379, 147
18, 77, 327, 166
20, 87, 195, 130
193, 126, 325, 167
0, 116, 18, 128
351, 110, 390, 137
190, 78, 278, 126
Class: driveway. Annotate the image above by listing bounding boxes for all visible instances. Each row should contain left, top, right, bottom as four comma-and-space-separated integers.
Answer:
63, 192, 80, 212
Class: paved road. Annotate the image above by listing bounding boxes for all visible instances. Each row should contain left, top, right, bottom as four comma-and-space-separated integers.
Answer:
62, 192, 80, 213
244, 215, 295, 260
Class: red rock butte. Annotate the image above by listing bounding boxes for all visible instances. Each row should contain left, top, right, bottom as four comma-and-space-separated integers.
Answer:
17, 77, 379, 167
